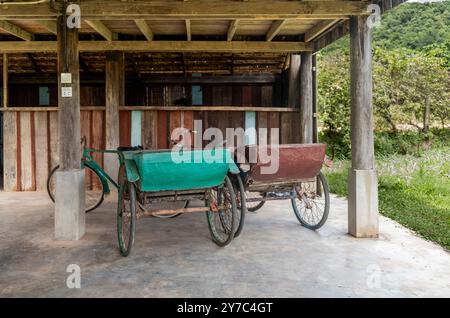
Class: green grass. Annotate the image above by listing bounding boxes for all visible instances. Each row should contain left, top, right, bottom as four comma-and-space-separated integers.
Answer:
324, 147, 450, 250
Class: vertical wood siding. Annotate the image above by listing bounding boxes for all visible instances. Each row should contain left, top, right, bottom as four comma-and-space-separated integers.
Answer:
2, 83, 299, 191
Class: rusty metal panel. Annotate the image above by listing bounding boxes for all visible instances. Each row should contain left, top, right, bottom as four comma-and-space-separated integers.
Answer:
248, 143, 326, 183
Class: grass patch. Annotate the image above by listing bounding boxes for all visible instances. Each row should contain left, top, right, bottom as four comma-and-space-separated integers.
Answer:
323, 147, 450, 250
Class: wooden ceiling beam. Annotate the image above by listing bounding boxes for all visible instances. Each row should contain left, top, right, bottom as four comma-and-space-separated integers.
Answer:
35, 20, 57, 35
0, 41, 314, 53
227, 19, 239, 42
266, 20, 287, 42
0, 1, 370, 20
85, 20, 116, 41
185, 19, 191, 41
304, 19, 341, 42
0, 21, 34, 41
134, 19, 154, 41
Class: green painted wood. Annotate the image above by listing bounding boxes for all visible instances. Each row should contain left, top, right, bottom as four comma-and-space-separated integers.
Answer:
125, 148, 238, 192
123, 159, 140, 183
245, 111, 256, 145
131, 110, 142, 147
192, 73, 203, 105
39, 86, 50, 106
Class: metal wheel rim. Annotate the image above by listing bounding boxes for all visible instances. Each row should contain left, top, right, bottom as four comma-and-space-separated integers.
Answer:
48, 165, 103, 212
292, 178, 327, 227
245, 191, 265, 210
209, 186, 234, 242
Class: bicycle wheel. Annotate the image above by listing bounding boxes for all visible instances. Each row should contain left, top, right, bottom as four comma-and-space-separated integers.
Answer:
245, 191, 266, 212
233, 174, 246, 238
206, 176, 238, 247
117, 167, 136, 257
291, 172, 330, 230
47, 164, 105, 213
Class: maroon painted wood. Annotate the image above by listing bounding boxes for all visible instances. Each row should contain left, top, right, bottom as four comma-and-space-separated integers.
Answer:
246, 143, 326, 184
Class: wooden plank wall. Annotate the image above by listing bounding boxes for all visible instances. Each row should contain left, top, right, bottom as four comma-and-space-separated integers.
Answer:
119, 84, 294, 149
3, 110, 105, 191
3, 83, 300, 191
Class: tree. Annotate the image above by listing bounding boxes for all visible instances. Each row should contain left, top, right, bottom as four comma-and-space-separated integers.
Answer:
317, 50, 351, 158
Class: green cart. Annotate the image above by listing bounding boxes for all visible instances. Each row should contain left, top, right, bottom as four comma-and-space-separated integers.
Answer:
117, 148, 245, 257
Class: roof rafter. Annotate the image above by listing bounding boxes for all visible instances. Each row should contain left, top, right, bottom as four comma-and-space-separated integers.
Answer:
305, 19, 341, 42
266, 19, 287, 42
35, 20, 57, 35
227, 19, 239, 42
0, 21, 34, 41
185, 19, 191, 41
134, 19, 154, 41
85, 20, 116, 41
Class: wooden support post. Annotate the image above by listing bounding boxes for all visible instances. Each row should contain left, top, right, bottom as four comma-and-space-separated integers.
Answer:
55, 9, 85, 240
104, 51, 124, 184
348, 15, 378, 238
57, 19, 80, 171
312, 54, 318, 143
287, 54, 300, 108
300, 52, 313, 144
3, 53, 7, 108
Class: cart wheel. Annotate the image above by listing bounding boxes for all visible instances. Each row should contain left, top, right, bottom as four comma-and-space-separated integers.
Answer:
206, 176, 238, 246
232, 174, 246, 238
117, 169, 136, 257
245, 191, 266, 212
47, 164, 105, 213
291, 172, 330, 230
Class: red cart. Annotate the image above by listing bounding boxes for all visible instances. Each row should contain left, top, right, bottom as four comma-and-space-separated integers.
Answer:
238, 143, 330, 230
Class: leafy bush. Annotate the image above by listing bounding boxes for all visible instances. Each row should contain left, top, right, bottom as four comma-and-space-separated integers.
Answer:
321, 128, 449, 159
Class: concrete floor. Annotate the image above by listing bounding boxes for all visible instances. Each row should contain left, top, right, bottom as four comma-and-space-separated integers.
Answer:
0, 191, 449, 298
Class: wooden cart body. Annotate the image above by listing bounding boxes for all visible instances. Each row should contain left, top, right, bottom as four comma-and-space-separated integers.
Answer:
122, 148, 239, 192
243, 143, 326, 191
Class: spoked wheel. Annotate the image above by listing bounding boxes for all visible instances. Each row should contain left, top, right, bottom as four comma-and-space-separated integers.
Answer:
291, 172, 330, 230
117, 166, 136, 257
245, 191, 266, 212
47, 164, 105, 213
232, 174, 246, 238
206, 176, 238, 246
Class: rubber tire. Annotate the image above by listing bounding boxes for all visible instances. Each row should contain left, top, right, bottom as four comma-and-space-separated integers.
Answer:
291, 172, 330, 230
206, 176, 238, 247
233, 174, 246, 238
47, 165, 104, 213
117, 180, 136, 257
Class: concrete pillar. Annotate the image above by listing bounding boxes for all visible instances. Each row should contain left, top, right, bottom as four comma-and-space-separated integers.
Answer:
55, 170, 85, 240
300, 52, 313, 144
104, 52, 125, 184
348, 16, 378, 238
55, 7, 85, 240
